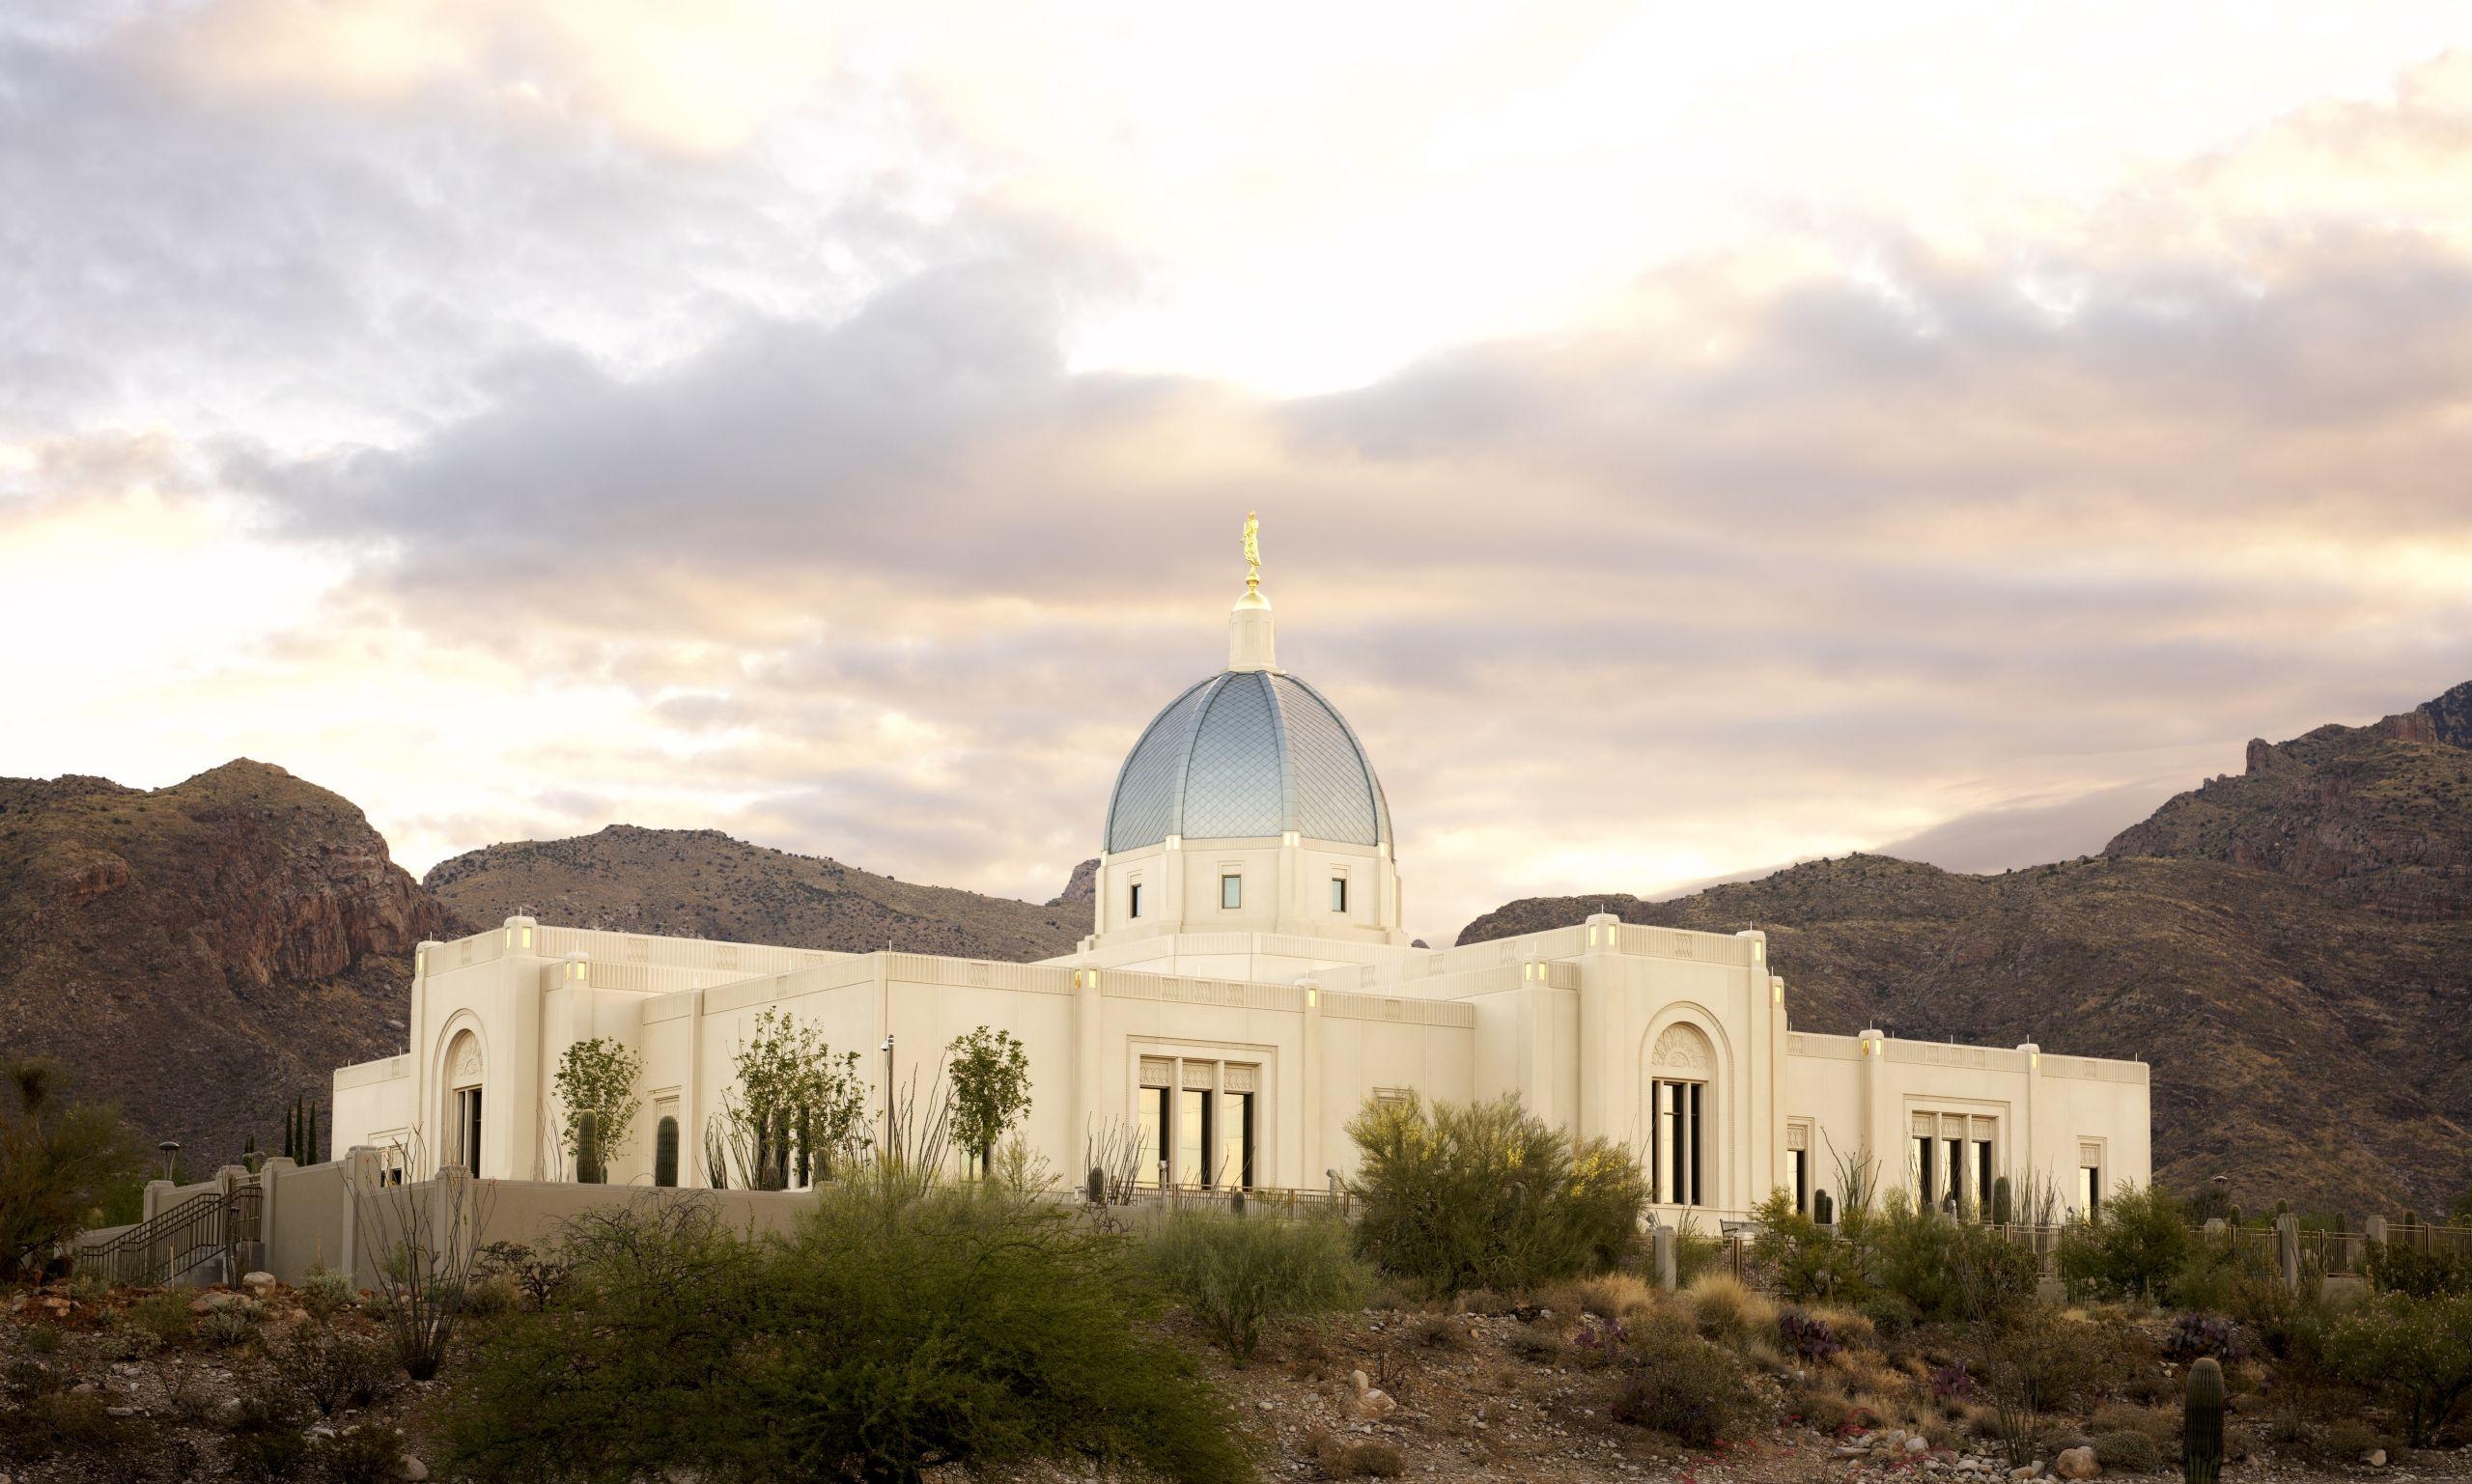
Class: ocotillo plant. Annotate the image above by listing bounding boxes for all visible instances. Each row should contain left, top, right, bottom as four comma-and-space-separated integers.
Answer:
2184, 1357, 2224, 1484
576, 1110, 604, 1185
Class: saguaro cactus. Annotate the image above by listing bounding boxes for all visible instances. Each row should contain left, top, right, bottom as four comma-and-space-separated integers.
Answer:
1991, 1175, 2013, 1225
1085, 1165, 1106, 1205
2184, 1356, 2225, 1484
576, 1110, 604, 1185
654, 1116, 680, 1188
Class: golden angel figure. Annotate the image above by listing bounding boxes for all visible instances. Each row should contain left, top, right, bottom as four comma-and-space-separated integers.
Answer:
1243, 511, 1260, 588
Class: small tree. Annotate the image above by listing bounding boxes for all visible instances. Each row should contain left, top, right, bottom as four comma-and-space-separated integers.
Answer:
2322, 1291, 2472, 1446
1, 1060, 141, 1283
727, 1009, 864, 1190
946, 1027, 1032, 1177
552, 1038, 643, 1180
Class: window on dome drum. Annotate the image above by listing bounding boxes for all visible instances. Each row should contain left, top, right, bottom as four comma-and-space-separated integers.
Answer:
1331, 876, 1347, 912
1649, 1079, 1702, 1206
455, 1087, 483, 1177
1129, 882, 1143, 919
1221, 873, 1242, 910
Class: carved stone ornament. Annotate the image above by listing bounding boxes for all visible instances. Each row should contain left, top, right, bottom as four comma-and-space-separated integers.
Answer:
1649, 1024, 1712, 1073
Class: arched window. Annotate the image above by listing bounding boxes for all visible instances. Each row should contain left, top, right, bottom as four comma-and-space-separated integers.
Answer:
444, 1030, 484, 1177
1646, 1023, 1715, 1208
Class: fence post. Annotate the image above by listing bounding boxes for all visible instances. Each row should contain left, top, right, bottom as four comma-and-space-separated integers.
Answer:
2365, 1215, 2388, 1250
1654, 1225, 1677, 1291
2275, 1214, 2300, 1293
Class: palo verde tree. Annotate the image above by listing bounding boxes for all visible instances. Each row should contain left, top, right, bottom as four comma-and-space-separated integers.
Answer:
552, 1038, 644, 1184
946, 1026, 1032, 1177
729, 1008, 865, 1190
1, 1059, 141, 1284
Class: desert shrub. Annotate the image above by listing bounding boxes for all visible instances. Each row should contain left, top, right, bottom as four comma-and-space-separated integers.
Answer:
1603, 1314, 1755, 1446
1777, 1306, 1841, 1364
1567, 1271, 1656, 1321
2318, 1290, 2472, 1446
24, 1320, 63, 1353
2297, 1415, 2385, 1466
199, 1307, 255, 1347
460, 1272, 520, 1318
1136, 1210, 1367, 1364
2365, 1240, 2472, 1300
1682, 1272, 1776, 1349
2, 1389, 115, 1461
300, 1265, 357, 1316
474, 1240, 577, 1310
223, 1389, 311, 1484
2162, 1311, 2243, 1362
1306, 1427, 1405, 1478
303, 1423, 407, 1484
273, 1323, 396, 1417
1346, 1092, 1644, 1294
1856, 1290, 1916, 1339
446, 1188, 1251, 1483
2090, 1429, 2161, 1471
1751, 1189, 1868, 1302
126, 1287, 196, 1343
2057, 1183, 2191, 1304
2087, 1400, 2175, 1442
2168, 1225, 2270, 1311
1874, 1192, 2039, 1322
1504, 1327, 1560, 1362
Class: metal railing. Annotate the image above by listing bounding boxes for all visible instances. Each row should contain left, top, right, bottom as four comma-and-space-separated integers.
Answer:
78, 1182, 260, 1287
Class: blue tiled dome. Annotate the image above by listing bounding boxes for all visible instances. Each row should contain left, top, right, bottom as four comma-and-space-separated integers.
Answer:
1105, 671, 1391, 853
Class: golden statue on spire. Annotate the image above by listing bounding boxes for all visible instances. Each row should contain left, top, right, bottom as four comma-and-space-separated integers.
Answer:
1243, 510, 1260, 591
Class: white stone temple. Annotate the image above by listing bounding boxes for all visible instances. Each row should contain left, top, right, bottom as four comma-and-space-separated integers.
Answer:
333, 537, 2150, 1222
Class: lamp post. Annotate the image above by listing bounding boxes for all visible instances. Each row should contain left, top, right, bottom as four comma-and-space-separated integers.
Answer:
880, 1034, 895, 1159
157, 1140, 181, 1182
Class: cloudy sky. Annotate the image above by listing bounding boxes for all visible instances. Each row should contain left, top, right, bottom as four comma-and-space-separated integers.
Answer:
6, 1, 2472, 941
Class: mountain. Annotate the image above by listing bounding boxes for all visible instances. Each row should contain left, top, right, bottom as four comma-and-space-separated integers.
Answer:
0, 761, 443, 1167
1459, 682, 2472, 1215
2103, 681, 2472, 920
424, 826, 1086, 963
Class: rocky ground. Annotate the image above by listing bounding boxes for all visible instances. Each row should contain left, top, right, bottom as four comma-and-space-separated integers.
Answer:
5, 1281, 2468, 1483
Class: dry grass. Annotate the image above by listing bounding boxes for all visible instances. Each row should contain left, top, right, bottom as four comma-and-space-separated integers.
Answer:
1306, 1427, 1406, 1478
1682, 1272, 1778, 1349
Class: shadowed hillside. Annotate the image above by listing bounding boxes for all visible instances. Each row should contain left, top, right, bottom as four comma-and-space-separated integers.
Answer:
0, 761, 442, 1164
1460, 679, 2472, 1214
424, 825, 1086, 963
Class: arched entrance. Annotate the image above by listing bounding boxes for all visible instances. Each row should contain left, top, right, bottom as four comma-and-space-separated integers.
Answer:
442, 1028, 484, 1177
1645, 1022, 1716, 1209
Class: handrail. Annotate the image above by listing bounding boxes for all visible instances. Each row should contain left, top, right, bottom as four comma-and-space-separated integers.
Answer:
77, 1182, 261, 1286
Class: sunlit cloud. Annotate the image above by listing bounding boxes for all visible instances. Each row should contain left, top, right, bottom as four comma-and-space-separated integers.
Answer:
5, 5, 2472, 938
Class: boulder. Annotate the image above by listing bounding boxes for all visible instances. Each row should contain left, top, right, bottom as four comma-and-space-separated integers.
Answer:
398, 1456, 430, 1481
2055, 1446, 2098, 1479
1342, 1369, 1396, 1421
241, 1271, 277, 1290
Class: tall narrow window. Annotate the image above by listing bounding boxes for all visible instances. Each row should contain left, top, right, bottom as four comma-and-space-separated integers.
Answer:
1944, 1135, 1965, 1211
1331, 877, 1348, 912
1129, 882, 1143, 919
1913, 1135, 1934, 1203
1788, 1147, 1809, 1215
1138, 1085, 1168, 1187
1220, 874, 1242, 910
1223, 1091, 1255, 1189
1649, 1078, 1703, 1206
1974, 1139, 1994, 1215
1177, 1088, 1209, 1187
2079, 1163, 2101, 1218
456, 1087, 483, 1177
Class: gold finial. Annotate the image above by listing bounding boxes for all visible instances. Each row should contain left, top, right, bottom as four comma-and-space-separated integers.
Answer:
1243, 510, 1260, 590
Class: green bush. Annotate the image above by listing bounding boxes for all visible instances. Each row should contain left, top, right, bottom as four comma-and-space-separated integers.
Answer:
1750, 1189, 1866, 1302
445, 1189, 1251, 1483
2091, 1428, 2162, 1471
271, 1323, 395, 1417
1, 1059, 142, 1282
1135, 1210, 1367, 1363
1346, 1092, 1644, 1294
1603, 1313, 1755, 1446
1872, 1190, 2038, 1322
2319, 1291, 2472, 1446
2167, 1225, 2273, 1312
2365, 1241, 2472, 1300
2058, 1182, 2192, 1303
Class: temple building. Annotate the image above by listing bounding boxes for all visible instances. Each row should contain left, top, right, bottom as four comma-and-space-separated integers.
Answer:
332, 534, 2150, 1221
